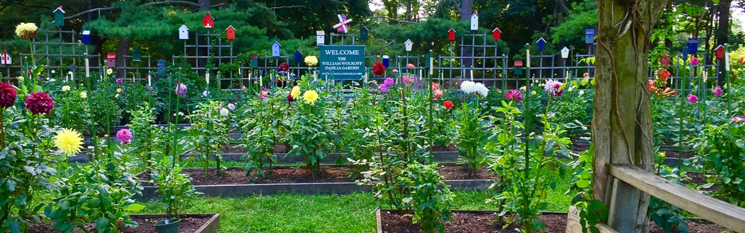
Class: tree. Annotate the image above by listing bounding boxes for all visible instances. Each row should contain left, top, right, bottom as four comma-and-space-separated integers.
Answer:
592, 1, 669, 233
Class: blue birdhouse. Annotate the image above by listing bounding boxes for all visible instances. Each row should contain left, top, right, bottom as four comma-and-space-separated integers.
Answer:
688, 38, 698, 54
69, 64, 74, 74
585, 29, 595, 44
536, 38, 547, 51
294, 50, 303, 63
682, 47, 688, 61
271, 41, 281, 57
82, 30, 91, 44
157, 60, 166, 75
382, 55, 390, 67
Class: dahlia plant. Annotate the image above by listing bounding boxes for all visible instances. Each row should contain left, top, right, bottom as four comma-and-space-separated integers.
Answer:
187, 100, 231, 177
287, 76, 333, 179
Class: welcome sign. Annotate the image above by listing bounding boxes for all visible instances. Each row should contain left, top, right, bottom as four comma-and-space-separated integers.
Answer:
319, 45, 365, 80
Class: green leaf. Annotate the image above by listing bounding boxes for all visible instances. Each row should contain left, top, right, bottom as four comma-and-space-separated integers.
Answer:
124, 203, 145, 213
6, 180, 16, 191
96, 217, 110, 232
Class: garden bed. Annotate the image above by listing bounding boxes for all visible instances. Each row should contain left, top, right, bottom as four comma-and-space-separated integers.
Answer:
27, 214, 220, 233
377, 210, 724, 233
138, 164, 494, 198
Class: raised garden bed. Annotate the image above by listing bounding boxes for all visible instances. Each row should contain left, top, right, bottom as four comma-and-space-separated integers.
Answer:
377, 209, 725, 233
27, 214, 220, 233
138, 164, 494, 198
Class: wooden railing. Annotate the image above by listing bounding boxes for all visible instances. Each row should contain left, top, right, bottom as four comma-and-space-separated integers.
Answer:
568, 164, 745, 233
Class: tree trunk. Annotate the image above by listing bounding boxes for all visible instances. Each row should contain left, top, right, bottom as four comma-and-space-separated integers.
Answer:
716, 0, 731, 84
458, 0, 474, 80
115, 38, 130, 79
593, 1, 668, 233
458, 0, 473, 21
197, 0, 210, 75
383, 0, 398, 22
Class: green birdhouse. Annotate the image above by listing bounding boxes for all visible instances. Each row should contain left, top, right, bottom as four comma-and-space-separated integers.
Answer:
132, 47, 141, 62
514, 60, 523, 75
360, 26, 369, 42
249, 54, 259, 68
53, 6, 65, 27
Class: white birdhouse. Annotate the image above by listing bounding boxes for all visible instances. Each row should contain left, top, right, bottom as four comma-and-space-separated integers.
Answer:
561, 47, 570, 59
272, 41, 281, 57
316, 31, 325, 46
470, 12, 479, 31
404, 39, 413, 52
0, 50, 11, 65
179, 25, 189, 40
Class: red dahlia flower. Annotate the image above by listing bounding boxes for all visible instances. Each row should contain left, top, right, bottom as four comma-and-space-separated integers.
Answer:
443, 101, 454, 110
0, 82, 17, 108
24, 92, 54, 114
373, 62, 385, 76
279, 62, 290, 72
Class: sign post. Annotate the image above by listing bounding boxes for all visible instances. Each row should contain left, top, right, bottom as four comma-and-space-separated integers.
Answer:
319, 45, 365, 80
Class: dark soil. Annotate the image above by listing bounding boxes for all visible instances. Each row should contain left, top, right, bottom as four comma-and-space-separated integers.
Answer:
27, 215, 211, 233
664, 150, 695, 159
683, 172, 718, 192
221, 142, 291, 153
380, 211, 725, 233
432, 144, 457, 152
162, 164, 497, 185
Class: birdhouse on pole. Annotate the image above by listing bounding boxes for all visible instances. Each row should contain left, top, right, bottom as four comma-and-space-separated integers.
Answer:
681, 47, 688, 61
561, 47, 570, 59
53, 6, 65, 27
107, 53, 116, 68
1, 50, 11, 65
470, 12, 479, 31
492, 28, 502, 41
382, 55, 390, 67
333, 14, 353, 33
316, 31, 325, 46
81, 30, 91, 44
203, 13, 214, 29
688, 38, 698, 54
249, 54, 259, 68
178, 25, 189, 40
536, 38, 547, 51
585, 29, 595, 44
360, 26, 369, 41
294, 50, 303, 63
514, 60, 523, 75
157, 60, 166, 75
132, 47, 141, 62
226, 25, 236, 40
404, 39, 413, 52
448, 29, 456, 41
271, 41, 281, 57
715, 45, 725, 59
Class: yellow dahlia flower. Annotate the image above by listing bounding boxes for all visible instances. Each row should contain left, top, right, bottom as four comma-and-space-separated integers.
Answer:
291, 86, 301, 99
15, 23, 37, 40
61, 86, 70, 92
106, 68, 113, 75
304, 56, 318, 67
17, 76, 24, 82
80, 91, 87, 99
302, 90, 319, 104
54, 128, 83, 156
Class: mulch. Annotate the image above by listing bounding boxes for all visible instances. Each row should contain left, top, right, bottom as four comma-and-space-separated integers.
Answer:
163, 164, 497, 185
27, 216, 210, 233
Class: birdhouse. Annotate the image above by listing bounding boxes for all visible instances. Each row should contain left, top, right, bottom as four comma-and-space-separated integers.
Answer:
106, 53, 116, 68
132, 47, 141, 62
0, 50, 11, 65
448, 29, 456, 41
492, 28, 502, 41
426, 51, 434, 75
715, 45, 725, 59
470, 12, 479, 31
585, 29, 595, 44
53, 6, 65, 27
179, 25, 189, 40
688, 38, 698, 54
681, 47, 688, 61
226, 25, 235, 40
157, 60, 166, 75
82, 30, 91, 44
360, 26, 369, 41
249, 54, 259, 68
203, 13, 214, 29
271, 41, 281, 57
382, 55, 390, 67
294, 50, 303, 63
561, 47, 570, 59
404, 39, 413, 52
514, 60, 523, 75
316, 31, 325, 46
536, 38, 547, 51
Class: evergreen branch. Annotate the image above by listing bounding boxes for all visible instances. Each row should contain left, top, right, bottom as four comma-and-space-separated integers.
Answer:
59, 1, 226, 21
269, 5, 308, 10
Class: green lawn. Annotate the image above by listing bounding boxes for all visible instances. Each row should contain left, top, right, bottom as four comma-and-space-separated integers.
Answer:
137, 175, 574, 233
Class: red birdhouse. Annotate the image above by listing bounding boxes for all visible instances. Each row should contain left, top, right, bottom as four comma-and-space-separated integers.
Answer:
448, 28, 456, 41
715, 45, 725, 59
514, 60, 523, 67
203, 12, 214, 28
106, 53, 116, 68
492, 28, 502, 41
226, 25, 235, 40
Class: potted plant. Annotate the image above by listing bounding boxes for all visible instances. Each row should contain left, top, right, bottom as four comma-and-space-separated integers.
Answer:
150, 156, 201, 233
